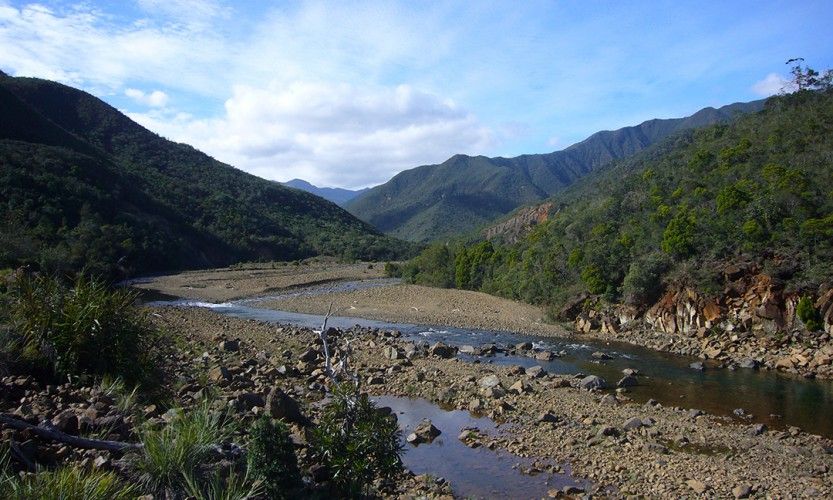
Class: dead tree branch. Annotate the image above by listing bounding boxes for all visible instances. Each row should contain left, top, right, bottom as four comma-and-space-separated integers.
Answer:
0, 414, 143, 453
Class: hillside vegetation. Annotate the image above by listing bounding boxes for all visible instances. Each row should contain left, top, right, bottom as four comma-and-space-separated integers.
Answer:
400, 87, 833, 312
346, 100, 763, 242
0, 73, 412, 277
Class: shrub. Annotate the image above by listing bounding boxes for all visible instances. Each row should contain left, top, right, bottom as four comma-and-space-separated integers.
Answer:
131, 401, 236, 493
8, 273, 157, 383
309, 383, 404, 497
621, 253, 669, 305
247, 417, 300, 499
796, 296, 823, 332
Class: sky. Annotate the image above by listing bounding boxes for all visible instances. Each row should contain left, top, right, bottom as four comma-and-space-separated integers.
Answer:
1, 1, 832, 189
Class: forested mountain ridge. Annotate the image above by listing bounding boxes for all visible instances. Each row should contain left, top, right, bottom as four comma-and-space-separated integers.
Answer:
345, 100, 764, 242
0, 73, 413, 277
282, 179, 370, 206
400, 88, 833, 320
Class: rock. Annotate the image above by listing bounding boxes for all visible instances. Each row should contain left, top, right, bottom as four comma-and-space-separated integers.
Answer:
429, 342, 456, 359
219, 339, 239, 352
749, 423, 767, 436
479, 374, 501, 389
617, 375, 638, 388
622, 368, 639, 376
591, 351, 612, 360
775, 357, 795, 370
579, 375, 607, 391
599, 394, 619, 405
266, 388, 310, 426
685, 479, 708, 494
384, 346, 402, 360
525, 365, 546, 378
535, 351, 556, 361
459, 345, 477, 355
732, 484, 752, 499
596, 426, 620, 437
508, 380, 532, 395
562, 485, 585, 495
622, 417, 643, 430
309, 463, 330, 483
368, 375, 385, 385
515, 342, 533, 351
208, 366, 232, 383
538, 412, 560, 424
737, 358, 759, 369
238, 392, 266, 409
687, 409, 704, 418
689, 361, 705, 371
483, 386, 506, 399
298, 348, 319, 363
93, 456, 110, 470
468, 399, 483, 412
51, 409, 79, 435
408, 419, 441, 445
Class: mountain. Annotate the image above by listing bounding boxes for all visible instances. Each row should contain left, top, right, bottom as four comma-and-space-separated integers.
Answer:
401, 89, 833, 310
282, 179, 370, 206
0, 73, 413, 278
345, 100, 764, 242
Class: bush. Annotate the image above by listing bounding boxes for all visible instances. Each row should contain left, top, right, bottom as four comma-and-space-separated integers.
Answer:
796, 296, 823, 332
621, 253, 669, 305
8, 272, 157, 383
309, 383, 404, 497
247, 417, 300, 499
131, 401, 237, 493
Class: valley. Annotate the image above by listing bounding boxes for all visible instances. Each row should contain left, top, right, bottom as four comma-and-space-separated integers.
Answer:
129, 263, 833, 497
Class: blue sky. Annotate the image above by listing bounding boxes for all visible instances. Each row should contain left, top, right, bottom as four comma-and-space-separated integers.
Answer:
1, 1, 831, 188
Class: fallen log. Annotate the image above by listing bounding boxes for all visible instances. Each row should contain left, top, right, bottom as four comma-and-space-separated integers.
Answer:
0, 413, 143, 453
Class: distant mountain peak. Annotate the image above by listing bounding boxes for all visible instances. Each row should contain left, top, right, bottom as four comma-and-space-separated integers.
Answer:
345, 99, 765, 242
283, 178, 370, 206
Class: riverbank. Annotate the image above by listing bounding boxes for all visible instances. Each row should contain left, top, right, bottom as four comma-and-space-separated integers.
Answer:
151, 306, 833, 497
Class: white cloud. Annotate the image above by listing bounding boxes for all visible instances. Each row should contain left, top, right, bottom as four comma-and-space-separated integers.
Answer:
752, 73, 789, 96
128, 81, 494, 188
125, 88, 169, 107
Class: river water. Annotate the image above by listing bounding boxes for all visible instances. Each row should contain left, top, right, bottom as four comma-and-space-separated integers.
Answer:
143, 281, 833, 438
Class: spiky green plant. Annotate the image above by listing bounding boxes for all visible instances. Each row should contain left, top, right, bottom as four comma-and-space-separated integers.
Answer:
183, 469, 264, 500
131, 400, 237, 493
8, 273, 158, 383
0, 465, 136, 500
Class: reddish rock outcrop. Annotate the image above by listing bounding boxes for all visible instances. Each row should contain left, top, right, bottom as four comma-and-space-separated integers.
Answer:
483, 202, 554, 244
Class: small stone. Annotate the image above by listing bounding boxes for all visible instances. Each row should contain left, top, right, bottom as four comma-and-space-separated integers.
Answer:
509, 380, 532, 395
591, 351, 612, 360
515, 342, 533, 351
732, 484, 752, 498
538, 412, 560, 424
687, 409, 704, 418
298, 348, 318, 363
622, 368, 639, 376
93, 456, 110, 469
535, 351, 555, 361
579, 375, 607, 391
689, 361, 705, 371
479, 374, 501, 389
737, 358, 759, 369
429, 342, 456, 358
525, 365, 546, 378
617, 375, 638, 388
622, 417, 643, 430
685, 479, 708, 494
409, 419, 441, 445
219, 339, 239, 352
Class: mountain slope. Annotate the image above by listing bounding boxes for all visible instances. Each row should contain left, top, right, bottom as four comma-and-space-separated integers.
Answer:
282, 179, 370, 206
0, 74, 412, 277
346, 100, 763, 242
402, 89, 833, 311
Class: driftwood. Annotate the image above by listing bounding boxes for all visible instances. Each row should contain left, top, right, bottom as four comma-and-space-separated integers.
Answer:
0, 413, 143, 452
